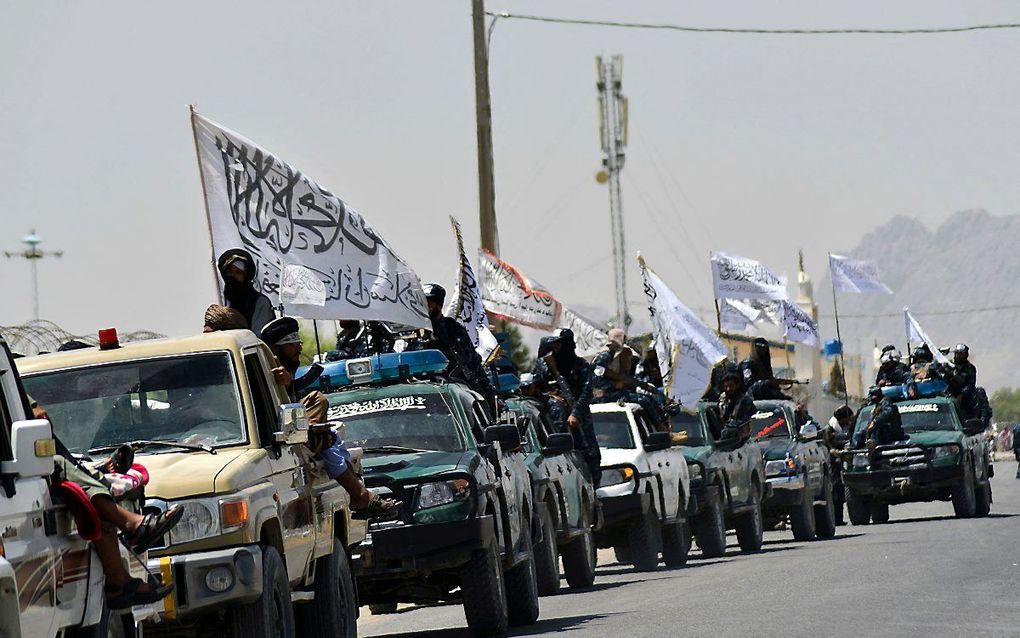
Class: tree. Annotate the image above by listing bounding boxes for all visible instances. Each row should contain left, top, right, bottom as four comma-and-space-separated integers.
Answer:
828, 360, 846, 395
494, 319, 531, 373
299, 321, 336, 366
991, 387, 1020, 424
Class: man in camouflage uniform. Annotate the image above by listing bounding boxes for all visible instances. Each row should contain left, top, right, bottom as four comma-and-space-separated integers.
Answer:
419, 283, 495, 408
533, 329, 601, 483
591, 329, 670, 431
851, 387, 906, 449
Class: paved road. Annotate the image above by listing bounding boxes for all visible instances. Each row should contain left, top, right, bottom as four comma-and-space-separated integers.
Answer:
359, 462, 1020, 638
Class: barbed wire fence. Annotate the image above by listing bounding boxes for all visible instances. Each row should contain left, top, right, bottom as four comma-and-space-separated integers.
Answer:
0, 320, 164, 356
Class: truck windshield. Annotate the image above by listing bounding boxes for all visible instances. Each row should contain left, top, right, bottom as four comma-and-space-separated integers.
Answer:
672, 411, 707, 446
855, 402, 959, 433
593, 412, 636, 449
23, 353, 246, 455
749, 407, 793, 440
326, 393, 466, 452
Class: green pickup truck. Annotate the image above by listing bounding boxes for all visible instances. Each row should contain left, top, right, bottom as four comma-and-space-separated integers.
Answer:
673, 406, 767, 557
323, 376, 540, 638
505, 397, 597, 594
843, 395, 992, 523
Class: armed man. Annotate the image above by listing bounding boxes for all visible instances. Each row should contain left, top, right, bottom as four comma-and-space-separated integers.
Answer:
951, 343, 977, 390
718, 364, 756, 440
875, 347, 909, 387
852, 387, 906, 449
740, 337, 793, 400
591, 329, 671, 432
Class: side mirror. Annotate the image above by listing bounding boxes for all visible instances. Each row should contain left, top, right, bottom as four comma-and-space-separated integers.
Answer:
798, 424, 819, 442
0, 419, 56, 479
484, 424, 522, 451
541, 433, 574, 457
644, 431, 671, 452
963, 418, 986, 436
275, 403, 310, 445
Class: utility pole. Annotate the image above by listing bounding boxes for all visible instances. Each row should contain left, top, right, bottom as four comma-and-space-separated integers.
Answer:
596, 55, 630, 327
4, 229, 63, 321
472, 0, 500, 255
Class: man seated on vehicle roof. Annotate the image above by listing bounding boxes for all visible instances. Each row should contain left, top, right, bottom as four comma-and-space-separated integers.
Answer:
851, 387, 906, 449
909, 344, 945, 382
950, 343, 977, 391
875, 346, 909, 387
717, 364, 756, 440
946, 376, 992, 430
740, 337, 792, 401
217, 248, 276, 337
591, 329, 671, 432
329, 319, 396, 361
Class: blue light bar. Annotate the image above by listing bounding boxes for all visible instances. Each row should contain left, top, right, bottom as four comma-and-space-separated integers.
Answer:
490, 371, 521, 394
298, 350, 449, 392
881, 379, 948, 401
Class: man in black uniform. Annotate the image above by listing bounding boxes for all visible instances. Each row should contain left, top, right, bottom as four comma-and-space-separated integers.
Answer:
875, 348, 909, 387
419, 283, 495, 405
718, 365, 756, 440
591, 329, 670, 431
217, 248, 276, 336
951, 344, 977, 391
852, 387, 905, 449
740, 337, 791, 400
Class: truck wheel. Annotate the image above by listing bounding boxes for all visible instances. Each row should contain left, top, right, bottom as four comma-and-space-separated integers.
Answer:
870, 502, 890, 524
789, 481, 816, 542
693, 487, 727, 559
296, 540, 358, 638
460, 544, 508, 637
627, 507, 661, 572
67, 605, 127, 638
845, 488, 871, 526
533, 507, 561, 596
562, 509, 596, 588
814, 475, 837, 539
231, 546, 296, 638
504, 522, 541, 627
974, 481, 992, 518
613, 545, 631, 564
952, 459, 977, 518
734, 489, 763, 553
661, 518, 690, 568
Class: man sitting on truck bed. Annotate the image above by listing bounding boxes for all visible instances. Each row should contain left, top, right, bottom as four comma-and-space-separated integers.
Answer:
591, 329, 671, 432
851, 387, 906, 449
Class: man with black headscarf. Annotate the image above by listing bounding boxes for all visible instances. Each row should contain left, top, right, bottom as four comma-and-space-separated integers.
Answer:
533, 328, 600, 483
418, 283, 495, 406
217, 248, 276, 336
740, 337, 791, 400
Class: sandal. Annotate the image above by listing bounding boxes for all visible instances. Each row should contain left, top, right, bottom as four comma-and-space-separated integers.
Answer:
106, 577, 173, 610
123, 506, 184, 553
352, 493, 400, 521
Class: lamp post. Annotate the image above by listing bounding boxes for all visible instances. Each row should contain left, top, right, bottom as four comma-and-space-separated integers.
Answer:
4, 230, 63, 321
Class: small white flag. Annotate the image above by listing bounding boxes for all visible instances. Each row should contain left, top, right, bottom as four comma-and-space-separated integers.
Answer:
711, 251, 789, 301
829, 254, 893, 295
562, 307, 610, 359
640, 255, 728, 405
904, 308, 950, 365
781, 301, 819, 348
445, 217, 498, 360
719, 299, 768, 332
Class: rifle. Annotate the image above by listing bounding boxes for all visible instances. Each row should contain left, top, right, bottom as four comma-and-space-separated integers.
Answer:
542, 353, 576, 412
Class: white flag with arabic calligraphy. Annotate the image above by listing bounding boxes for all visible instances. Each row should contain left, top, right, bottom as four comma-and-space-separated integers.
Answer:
711, 251, 788, 301
562, 307, 610, 359
829, 254, 893, 295
478, 250, 562, 330
445, 216, 499, 360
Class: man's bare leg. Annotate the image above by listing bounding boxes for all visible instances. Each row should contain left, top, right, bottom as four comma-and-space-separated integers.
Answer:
337, 467, 372, 510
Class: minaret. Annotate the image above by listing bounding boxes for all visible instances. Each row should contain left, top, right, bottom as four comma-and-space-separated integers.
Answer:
794, 250, 823, 386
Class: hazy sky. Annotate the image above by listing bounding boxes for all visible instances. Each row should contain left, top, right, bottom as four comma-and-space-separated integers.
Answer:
2, 1, 1019, 340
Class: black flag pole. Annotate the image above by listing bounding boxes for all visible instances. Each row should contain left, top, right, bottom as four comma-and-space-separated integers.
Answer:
828, 253, 850, 410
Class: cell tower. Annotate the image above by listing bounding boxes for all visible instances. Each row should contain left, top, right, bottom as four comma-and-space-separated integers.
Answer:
596, 55, 630, 327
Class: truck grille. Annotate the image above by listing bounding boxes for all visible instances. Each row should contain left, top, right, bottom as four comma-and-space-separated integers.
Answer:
876, 446, 929, 470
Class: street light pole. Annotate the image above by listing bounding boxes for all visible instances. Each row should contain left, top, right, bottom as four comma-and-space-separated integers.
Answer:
4, 230, 63, 321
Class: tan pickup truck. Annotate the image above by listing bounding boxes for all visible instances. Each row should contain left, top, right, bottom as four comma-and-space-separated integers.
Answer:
20, 330, 364, 638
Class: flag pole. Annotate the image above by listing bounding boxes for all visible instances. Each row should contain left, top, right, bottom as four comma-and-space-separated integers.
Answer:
189, 105, 224, 305
714, 299, 722, 334
828, 253, 850, 410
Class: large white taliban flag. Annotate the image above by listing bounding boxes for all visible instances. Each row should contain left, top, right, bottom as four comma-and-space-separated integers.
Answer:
719, 298, 771, 332
710, 252, 788, 301
562, 307, 610, 358
478, 250, 562, 330
639, 255, 728, 405
829, 254, 893, 294
904, 308, 951, 365
445, 216, 499, 360
191, 111, 429, 328
780, 300, 819, 347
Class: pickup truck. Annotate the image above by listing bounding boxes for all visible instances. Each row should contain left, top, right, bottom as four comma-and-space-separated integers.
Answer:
20, 329, 362, 638
0, 335, 116, 638
843, 395, 992, 523
313, 350, 541, 638
505, 396, 597, 594
590, 402, 690, 572
672, 406, 767, 557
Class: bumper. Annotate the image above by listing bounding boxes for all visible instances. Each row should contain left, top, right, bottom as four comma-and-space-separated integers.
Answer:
147, 545, 263, 620
355, 515, 497, 579
763, 475, 805, 508
843, 464, 962, 495
596, 492, 651, 529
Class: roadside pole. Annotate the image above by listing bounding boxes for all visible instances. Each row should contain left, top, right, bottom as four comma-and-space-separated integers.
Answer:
828, 253, 850, 410
472, 0, 500, 255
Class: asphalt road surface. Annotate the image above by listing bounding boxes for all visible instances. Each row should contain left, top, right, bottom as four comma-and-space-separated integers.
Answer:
359, 462, 1020, 638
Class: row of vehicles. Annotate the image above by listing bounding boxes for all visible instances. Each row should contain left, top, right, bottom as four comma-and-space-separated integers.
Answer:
1, 329, 995, 638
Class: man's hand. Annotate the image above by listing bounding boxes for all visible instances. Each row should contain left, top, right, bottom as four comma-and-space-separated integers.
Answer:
272, 366, 293, 387
31, 404, 50, 421
567, 415, 580, 430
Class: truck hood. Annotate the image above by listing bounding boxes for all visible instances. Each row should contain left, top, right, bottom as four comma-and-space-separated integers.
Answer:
899, 431, 963, 447
681, 446, 712, 465
599, 447, 640, 469
760, 438, 798, 462
138, 447, 260, 499
361, 450, 475, 482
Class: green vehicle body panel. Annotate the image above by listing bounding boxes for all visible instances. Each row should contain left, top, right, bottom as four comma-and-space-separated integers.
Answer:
679, 406, 766, 513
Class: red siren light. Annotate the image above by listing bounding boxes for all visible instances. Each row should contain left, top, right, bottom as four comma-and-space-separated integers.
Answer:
98, 328, 120, 350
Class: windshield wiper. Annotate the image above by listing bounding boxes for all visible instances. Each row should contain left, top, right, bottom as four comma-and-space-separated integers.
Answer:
88, 439, 217, 456
361, 445, 431, 454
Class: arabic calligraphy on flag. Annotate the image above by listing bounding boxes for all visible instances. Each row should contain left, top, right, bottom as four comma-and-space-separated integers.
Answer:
562, 307, 610, 358
711, 252, 788, 301
192, 111, 429, 328
445, 216, 499, 360
478, 250, 562, 330
829, 254, 893, 295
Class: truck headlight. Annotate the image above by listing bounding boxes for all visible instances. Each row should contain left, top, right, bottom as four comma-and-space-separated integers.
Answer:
687, 463, 702, 481
414, 479, 471, 511
765, 460, 794, 477
599, 466, 636, 488
851, 453, 870, 469
166, 493, 251, 545
931, 444, 961, 460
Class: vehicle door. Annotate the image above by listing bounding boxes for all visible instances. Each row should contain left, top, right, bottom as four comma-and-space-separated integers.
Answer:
468, 393, 522, 551
787, 405, 825, 496
531, 405, 582, 528
243, 348, 317, 581
634, 409, 679, 520
700, 405, 742, 505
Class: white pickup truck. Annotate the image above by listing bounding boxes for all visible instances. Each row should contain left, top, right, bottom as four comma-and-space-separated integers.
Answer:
590, 402, 691, 572
0, 336, 112, 638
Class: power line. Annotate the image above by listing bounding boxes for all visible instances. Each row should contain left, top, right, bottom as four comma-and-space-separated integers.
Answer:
820, 303, 1020, 319
486, 12, 1020, 36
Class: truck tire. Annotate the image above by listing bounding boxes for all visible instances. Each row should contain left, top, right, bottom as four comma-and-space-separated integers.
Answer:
814, 475, 837, 539
693, 487, 727, 559
952, 459, 977, 518
296, 539, 358, 638
504, 523, 540, 627
460, 544, 508, 637
974, 481, 991, 518
845, 487, 871, 526
627, 507, 661, 572
789, 481, 816, 542
562, 509, 596, 588
870, 501, 890, 524
67, 606, 127, 638
734, 489, 763, 553
661, 518, 690, 568
231, 546, 296, 638
533, 507, 561, 596
613, 545, 631, 564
